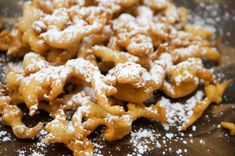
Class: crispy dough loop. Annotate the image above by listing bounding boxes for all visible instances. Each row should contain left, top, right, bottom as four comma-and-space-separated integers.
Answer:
0, 30, 11, 51
107, 36, 121, 51
66, 60, 121, 115
10, 54, 117, 116
0, 87, 43, 139
6, 65, 25, 105
107, 61, 165, 103
82, 95, 166, 141
44, 93, 94, 155
78, 25, 112, 54
45, 109, 78, 144
19, 2, 49, 54
37, 82, 85, 116
160, 53, 213, 99
92, 45, 139, 64
1, 104, 43, 139
150, 21, 220, 63
171, 45, 221, 63
47, 44, 80, 65
23, 52, 49, 75
45, 91, 165, 148
33, 6, 108, 49
185, 25, 214, 40
77, 25, 113, 65
44, 108, 94, 156
112, 13, 153, 56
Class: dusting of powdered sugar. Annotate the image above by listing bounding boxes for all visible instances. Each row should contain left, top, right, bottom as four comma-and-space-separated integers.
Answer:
160, 90, 204, 131
189, 2, 235, 38
0, 129, 11, 142
0, 54, 11, 83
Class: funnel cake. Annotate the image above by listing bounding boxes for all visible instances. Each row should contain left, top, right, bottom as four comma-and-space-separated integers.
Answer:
0, 0, 232, 155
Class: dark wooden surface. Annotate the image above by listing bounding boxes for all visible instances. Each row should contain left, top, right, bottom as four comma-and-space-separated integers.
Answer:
0, 0, 235, 156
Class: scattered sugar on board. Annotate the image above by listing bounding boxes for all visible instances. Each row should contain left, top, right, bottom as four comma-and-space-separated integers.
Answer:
0, 120, 14, 142
0, 54, 10, 83
128, 128, 159, 155
0, 130, 11, 142
35, 129, 48, 150
121, 91, 208, 155
18, 149, 26, 156
160, 90, 204, 131
93, 142, 104, 156
15, 129, 48, 156
190, 2, 234, 39
126, 127, 198, 155
30, 151, 44, 156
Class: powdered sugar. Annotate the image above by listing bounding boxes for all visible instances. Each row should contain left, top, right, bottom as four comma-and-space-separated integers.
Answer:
126, 126, 201, 156
0, 54, 10, 84
0, 130, 11, 142
129, 128, 160, 155
160, 90, 204, 131
189, 2, 234, 38
30, 151, 45, 156
108, 62, 161, 88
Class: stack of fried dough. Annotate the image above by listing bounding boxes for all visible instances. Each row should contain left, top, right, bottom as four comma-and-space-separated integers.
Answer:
0, 0, 233, 155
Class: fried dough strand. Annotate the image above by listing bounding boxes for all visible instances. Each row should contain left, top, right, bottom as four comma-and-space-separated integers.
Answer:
7, 53, 119, 116
0, 84, 43, 139
92, 45, 139, 64
107, 61, 165, 103
33, 6, 107, 49
0, 30, 11, 51
159, 53, 213, 99
182, 80, 231, 131
45, 91, 166, 155
221, 122, 235, 135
